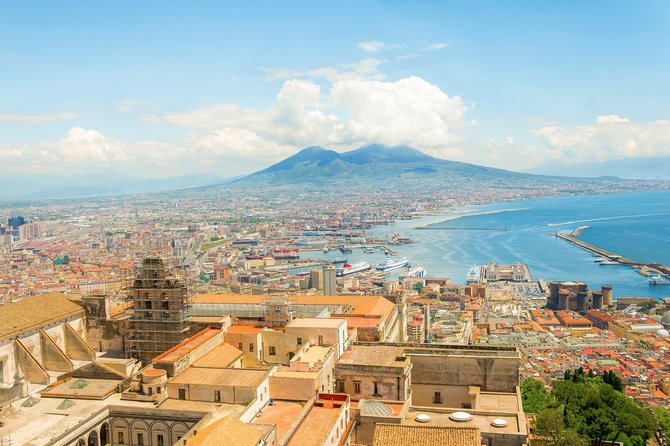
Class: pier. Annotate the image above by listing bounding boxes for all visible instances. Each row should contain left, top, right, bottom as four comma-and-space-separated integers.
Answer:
414, 226, 508, 231
555, 231, 670, 280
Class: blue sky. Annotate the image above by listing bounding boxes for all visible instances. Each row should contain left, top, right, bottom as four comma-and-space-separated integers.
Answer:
1, 0, 669, 178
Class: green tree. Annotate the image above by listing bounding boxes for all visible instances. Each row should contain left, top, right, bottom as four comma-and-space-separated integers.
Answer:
533, 407, 588, 446
520, 378, 556, 413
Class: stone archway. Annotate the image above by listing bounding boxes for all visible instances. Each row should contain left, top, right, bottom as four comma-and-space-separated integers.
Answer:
87, 430, 99, 446
100, 422, 110, 446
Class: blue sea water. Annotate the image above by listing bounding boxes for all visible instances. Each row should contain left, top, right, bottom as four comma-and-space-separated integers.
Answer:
304, 189, 670, 300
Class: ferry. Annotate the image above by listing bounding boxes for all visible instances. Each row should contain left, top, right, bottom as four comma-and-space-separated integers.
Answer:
336, 262, 371, 277
376, 256, 409, 271
649, 275, 670, 285
466, 265, 480, 284
332, 257, 348, 264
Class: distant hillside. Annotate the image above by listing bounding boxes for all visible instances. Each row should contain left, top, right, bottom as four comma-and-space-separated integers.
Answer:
528, 156, 670, 180
234, 144, 539, 187
0, 172, 226, 201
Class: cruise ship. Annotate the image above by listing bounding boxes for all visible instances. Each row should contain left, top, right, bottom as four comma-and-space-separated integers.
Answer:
336, 262, 371, 277
376, 256, 409, 271
649, 275, 670, 285
466, 265, 480, 284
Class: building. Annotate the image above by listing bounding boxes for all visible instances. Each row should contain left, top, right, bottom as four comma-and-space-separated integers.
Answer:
480, 263, 531, 283
310, 269, 323, 290
126, 256, 192, 363
546, 281, 610, 311
323, 265, 337, 296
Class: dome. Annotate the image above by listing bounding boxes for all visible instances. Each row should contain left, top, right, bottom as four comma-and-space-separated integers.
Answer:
491, 418, 509, 428
359, 399, 393, 416
415, 413, 432, 423
657, 329, 670, 337
661, 311, 670, 325
449, 411, 473, 422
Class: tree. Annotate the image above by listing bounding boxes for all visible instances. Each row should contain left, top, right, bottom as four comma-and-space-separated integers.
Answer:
520, 378, 556, 413
533, 408, 588, 446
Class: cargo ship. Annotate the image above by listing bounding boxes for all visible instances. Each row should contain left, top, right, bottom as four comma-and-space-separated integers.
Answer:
376, 256, 409, 271
336, 262, 371, 277
273, 249, 300, 259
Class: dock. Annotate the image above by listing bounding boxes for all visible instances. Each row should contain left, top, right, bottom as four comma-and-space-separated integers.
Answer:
555, 231, 670, 280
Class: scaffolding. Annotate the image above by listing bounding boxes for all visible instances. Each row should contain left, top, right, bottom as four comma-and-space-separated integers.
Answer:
125, 256, 192, 363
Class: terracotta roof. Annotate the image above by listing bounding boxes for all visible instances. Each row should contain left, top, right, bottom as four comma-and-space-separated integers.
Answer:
188, 415, 266, 446
193, 343, 243, 368
195, 293, 396, 322
373, 424, 480, 446
170, 367, 268, 387
153, 328, 222, 364
0, 292, 84, 340
227, 325, 263, 334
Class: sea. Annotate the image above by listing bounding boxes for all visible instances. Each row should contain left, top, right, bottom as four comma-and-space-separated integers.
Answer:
302, 189, 670, 300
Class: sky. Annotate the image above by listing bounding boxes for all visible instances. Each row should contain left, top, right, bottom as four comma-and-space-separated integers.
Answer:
1, 0, 670, 180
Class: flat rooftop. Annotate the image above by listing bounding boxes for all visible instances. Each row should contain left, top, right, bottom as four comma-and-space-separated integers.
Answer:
0, 392, 151, 446
293, 345, 331, 364
337, 345, 407, 368
405, 408, 523, 436
170, 367, 268, 388
41, 378, 120, 399
253, 400, 305, 440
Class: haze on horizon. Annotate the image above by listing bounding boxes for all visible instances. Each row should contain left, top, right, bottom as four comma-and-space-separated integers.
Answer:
1, 0, 670, 185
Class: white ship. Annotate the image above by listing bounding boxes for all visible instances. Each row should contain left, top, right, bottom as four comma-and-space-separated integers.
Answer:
599, 259, 619, 265
403, 266, 426, 278
336, 262, 371, 277
649, 274, 670, 285
466, 265, 480, 284
376, 256, 409, 271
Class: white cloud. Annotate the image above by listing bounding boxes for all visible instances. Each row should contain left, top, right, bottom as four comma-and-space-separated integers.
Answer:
358, 41, 405, 52
0, 112, 77, 124
424, 42, 449, 50
533, 115, 670, 163
117, 99, 158, 113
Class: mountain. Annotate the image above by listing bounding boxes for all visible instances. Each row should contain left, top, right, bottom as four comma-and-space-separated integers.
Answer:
234, 144, 543, 187
0, 172, 226, 201
528, 156, 670, 180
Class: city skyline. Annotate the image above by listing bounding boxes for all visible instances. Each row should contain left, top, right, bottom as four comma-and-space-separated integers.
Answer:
1, 1, 670, 181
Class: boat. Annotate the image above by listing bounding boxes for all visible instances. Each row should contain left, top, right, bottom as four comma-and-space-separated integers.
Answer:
336, 262, 371, 277
340, 245, 353, 253
363, 247, 375, 254
599, 259, 619, 265
272, 248, 300, 259
296, 269, 310, 276
593, 257, 605, 263
466, 265, 480, 284
649, 275, 670, 285
376, 256, 410, 271
404, 266, 426, 278
332, 257, 348, 264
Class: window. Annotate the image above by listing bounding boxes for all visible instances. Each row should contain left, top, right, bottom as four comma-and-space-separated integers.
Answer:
0, 360, 3, 383
178, 388, 186, 400
336, 380, 345, 393
288, 352, 295, 360
214, 390, 221, 402
148, 387, 153, 395
157, 434, 164, 446
146, 311, 153, 319
433, 391, 442, 404
354, 381, 361, 393
297, 337, 303, 345
157, 386, 161, 394
269, 346, 276, 356
137, 433, 144, 445
318, 335, 324, 346
373, 382, 380, 396
117, 432, 125, 444
238, 342, 243, 350
249, 343, 254, 352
